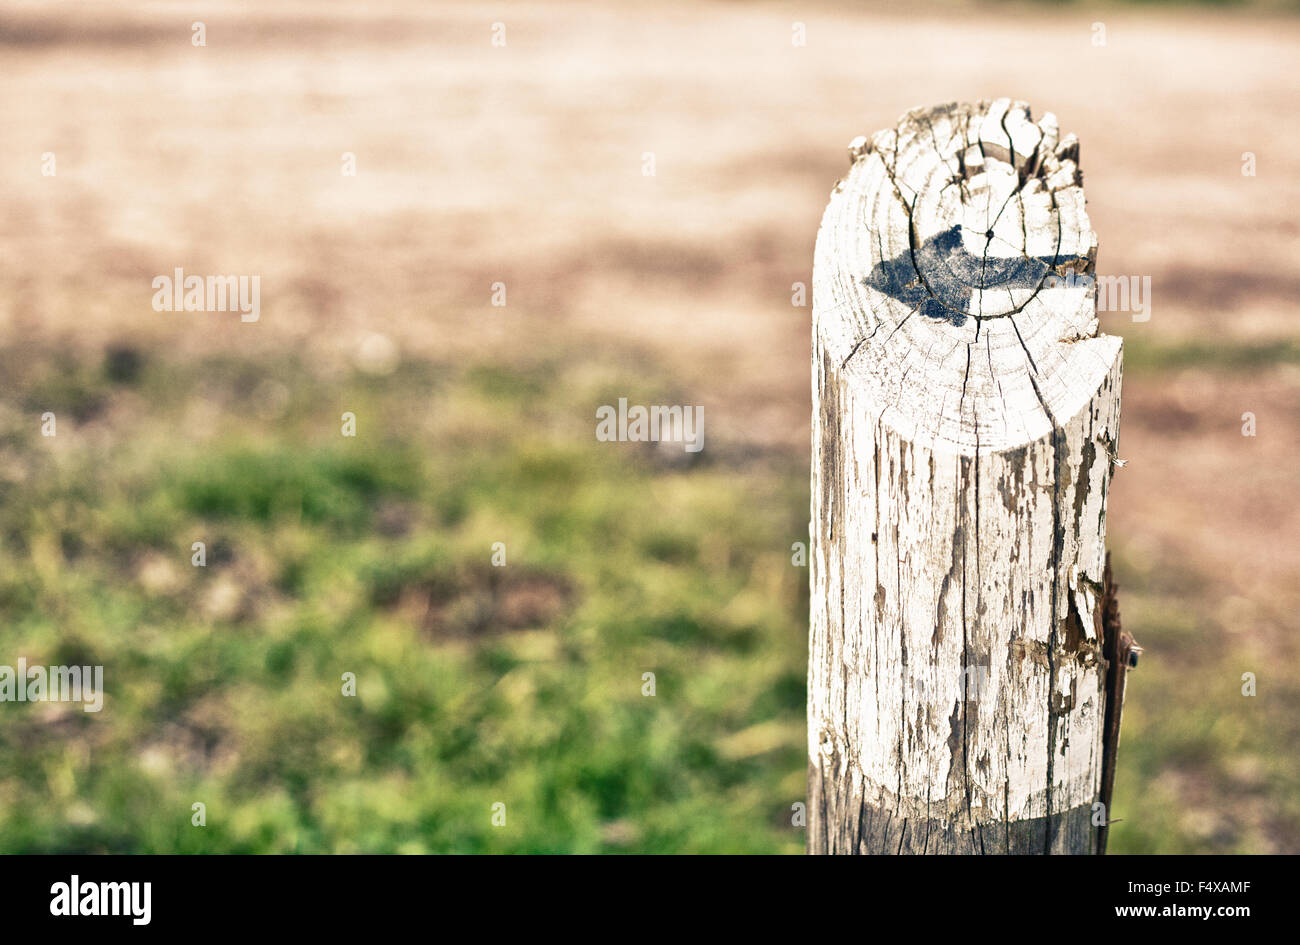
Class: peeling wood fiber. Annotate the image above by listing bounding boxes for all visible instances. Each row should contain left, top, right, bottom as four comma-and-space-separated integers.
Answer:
809, 100, 1123, 855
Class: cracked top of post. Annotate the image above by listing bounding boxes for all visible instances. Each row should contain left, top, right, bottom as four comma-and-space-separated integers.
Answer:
814, 99, 1121, 454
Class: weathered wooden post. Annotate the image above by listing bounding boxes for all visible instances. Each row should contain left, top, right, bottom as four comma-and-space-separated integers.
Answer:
809, 100, 1125, 854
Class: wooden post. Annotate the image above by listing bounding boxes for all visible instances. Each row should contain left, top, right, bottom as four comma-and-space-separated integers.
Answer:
809, 100, 1124, 854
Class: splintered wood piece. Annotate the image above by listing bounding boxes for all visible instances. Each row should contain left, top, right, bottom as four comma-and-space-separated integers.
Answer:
810, 100, 1123, 854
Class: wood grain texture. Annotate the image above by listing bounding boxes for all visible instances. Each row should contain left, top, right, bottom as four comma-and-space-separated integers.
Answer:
809, 100, 1123, 854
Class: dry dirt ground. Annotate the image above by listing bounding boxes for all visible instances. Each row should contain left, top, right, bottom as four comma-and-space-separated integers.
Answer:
2, 0, 1298, 850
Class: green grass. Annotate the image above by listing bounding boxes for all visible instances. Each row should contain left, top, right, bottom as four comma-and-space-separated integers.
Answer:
0, 343, 807, 853
1120, 337, 1300, 373
0, 341, 1293, 853
1103, 549, 1300, 853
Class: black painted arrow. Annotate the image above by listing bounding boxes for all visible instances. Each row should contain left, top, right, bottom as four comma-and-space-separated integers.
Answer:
862, 225, 1089, 328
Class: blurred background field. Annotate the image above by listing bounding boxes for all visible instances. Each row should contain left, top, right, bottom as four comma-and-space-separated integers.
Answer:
1, 0, 1297, 852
